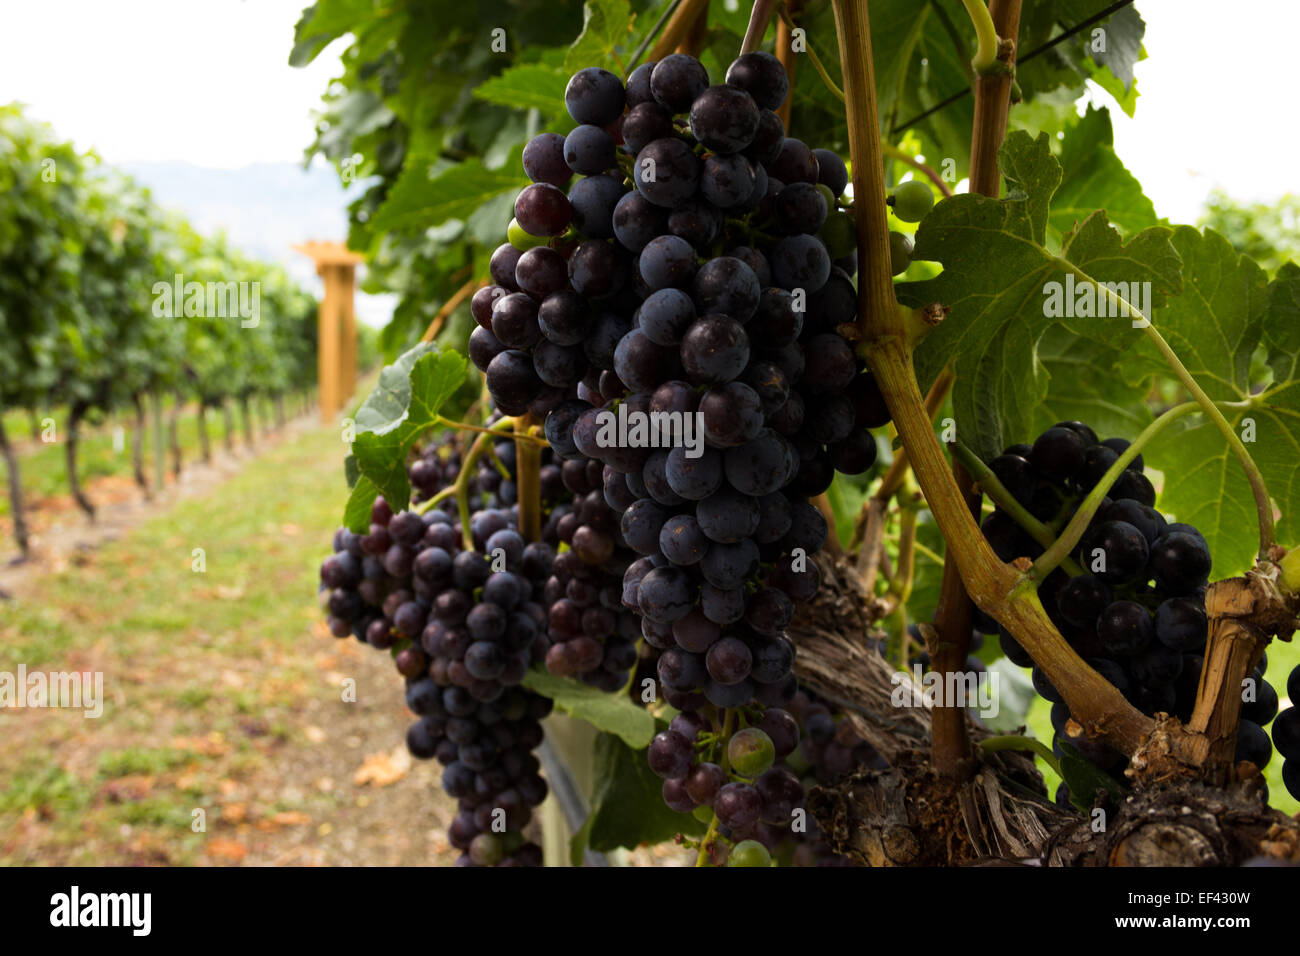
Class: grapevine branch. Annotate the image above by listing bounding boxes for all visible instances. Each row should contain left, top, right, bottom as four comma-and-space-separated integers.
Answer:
421, 278, 483, 344
627, 0, 685, 73
515, 413, 542, 544
929, 0, 1020, 779
646, 0, 709, 62
830, 0, 1153, 755
741, 0, 779, 55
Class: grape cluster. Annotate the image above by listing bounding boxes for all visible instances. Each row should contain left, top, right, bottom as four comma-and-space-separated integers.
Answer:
1275, 663, 1300, 800
471, 51, 893, 853
320, 425, 565, 865
975, 421, 1281, 790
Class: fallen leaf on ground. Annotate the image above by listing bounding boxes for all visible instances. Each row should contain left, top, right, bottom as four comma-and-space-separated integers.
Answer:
353, 747, 410, 787
206, 838, 248, 862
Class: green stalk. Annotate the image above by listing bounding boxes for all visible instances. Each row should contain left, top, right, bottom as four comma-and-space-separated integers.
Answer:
626, 0, 684, 74
1029, 401, 1208, 580
951, 442, 1084, 576
960, 0, 1000, 73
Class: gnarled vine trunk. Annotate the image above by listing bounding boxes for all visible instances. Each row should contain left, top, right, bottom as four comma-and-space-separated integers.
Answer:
169, 391, 182, 478
239, 395, 254, 449
66, 400, 95, 520
221, 401, 234, 454
794, 555, 1300, 867
131, 394, 150, 500
0, 413, 30, 557
196, 402, 211, 464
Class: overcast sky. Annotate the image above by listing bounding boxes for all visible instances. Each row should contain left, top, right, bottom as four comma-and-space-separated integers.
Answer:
0, 0, 1294, 226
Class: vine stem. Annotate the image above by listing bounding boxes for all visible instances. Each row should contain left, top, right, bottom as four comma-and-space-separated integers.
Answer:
647, 0, 708, 62
960, 0, 1001, 73
882, 143, 953, 198
439, 417, 518, 549
979, 734, 1062, 778
696, 708, 737, 867
741, 0, 779, 54
515, 413, 542, 544
420, 278, 482, 343
773, 3, 842, 102
831, 0, 1153, 756
436, 415, 548, 446
951, 441, 1085, 576
1064, 262, 1277, 558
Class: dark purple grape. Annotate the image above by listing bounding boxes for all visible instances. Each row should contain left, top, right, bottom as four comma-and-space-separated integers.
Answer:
639, 234, 699, 291
569, 240, 627, 298
681, 315, 750, 384
689, 84, 760, 153
649, 54, 709, 112
522, 132, 570, 187
770, 234, 831, 292
621, 102, 673, 155
565, 66, 625, 126
633, 138, 701, 207
564, 124, 616, 175
514, 182, 571, 236
613, 190, 668, 252
724, 52, 789, 111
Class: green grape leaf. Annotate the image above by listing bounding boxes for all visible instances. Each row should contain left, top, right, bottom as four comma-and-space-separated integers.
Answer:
349, 347, 468, 516
1034, 326, 1154, 439
343, 452, 359, 490
564, 0, 634, 73
570, 731, 706, 865
353, 342, 436, 432
371, 150, 526, 233
521, 669, 656, 749
904, 131, 1181, 460
343, 474, 381, 533
474, 64, 570, 115
1051, 106, 1157, 239
1138, 236, 1291, 575
1057, 740, 1125, 812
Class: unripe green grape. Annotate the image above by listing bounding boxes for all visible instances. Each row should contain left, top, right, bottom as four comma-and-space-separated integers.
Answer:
728, 839, 772, 867
727, 727, 775, 777
816, 183, 837, 210
819, 210, 856, 259
891, 180, 934, 223
469, 832, 505, 866
889, 231, 913, 276
508, 216, 549, 251
692, 804, 716, 824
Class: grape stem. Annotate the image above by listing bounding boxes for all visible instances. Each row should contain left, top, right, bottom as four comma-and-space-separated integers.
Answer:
1063, 261, 1277, 559
695, 707, 737, 867
646, 0, 709, 62
420, 277, 482, 344
961, 0, 1003, 74
950, 441, 1085, 576
1026, 399, 1250, 581
979, 734, 1062, 778
435, 415, 548, 447
774, 3, 843, 102
832, 0, 1154, 755
440, 417, 518, 549
882, 144, 954, 199
514, 412, 542, 544
740, 0, 779, 55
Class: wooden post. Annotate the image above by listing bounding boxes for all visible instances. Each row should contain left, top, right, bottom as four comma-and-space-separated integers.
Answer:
293, 241, 364, 422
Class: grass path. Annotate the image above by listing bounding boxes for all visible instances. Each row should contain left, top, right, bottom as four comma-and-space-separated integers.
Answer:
0, 419, 460, 865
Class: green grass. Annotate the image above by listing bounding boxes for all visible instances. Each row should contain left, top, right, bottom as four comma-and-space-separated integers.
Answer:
0, 417, 354, 861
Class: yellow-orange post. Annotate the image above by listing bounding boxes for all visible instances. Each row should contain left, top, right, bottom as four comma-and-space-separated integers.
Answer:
294, 241, 365, 422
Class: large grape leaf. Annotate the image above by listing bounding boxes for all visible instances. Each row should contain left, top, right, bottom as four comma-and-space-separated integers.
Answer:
346, 346, 468, 527
1033, 326, 1153, 439
370, 150, 526, 234
1136, 234, 1294, 575
569, 732, 706, 865
904, 131, 1181, 459
521, 669, 655, 749
1050, 106, 1158, 240
474, 64, 570, 115
564, 0, 634, 73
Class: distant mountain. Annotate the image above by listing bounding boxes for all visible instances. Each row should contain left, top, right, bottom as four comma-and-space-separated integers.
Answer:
119, 160, 394, 327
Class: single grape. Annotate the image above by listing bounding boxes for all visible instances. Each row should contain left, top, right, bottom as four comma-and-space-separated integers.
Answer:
891, 180, 934, 223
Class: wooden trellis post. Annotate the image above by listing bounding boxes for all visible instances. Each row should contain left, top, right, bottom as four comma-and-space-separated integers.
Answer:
293, 241, 364, 421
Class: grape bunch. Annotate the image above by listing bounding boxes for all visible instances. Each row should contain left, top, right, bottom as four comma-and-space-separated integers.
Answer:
320, 423, 565, 865
468, 50, 894, 855
1274, 663, 1300, 800
975, 420, 1281, 790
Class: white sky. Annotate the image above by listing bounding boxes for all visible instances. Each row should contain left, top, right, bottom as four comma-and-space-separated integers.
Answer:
0, 0, 1295, 231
